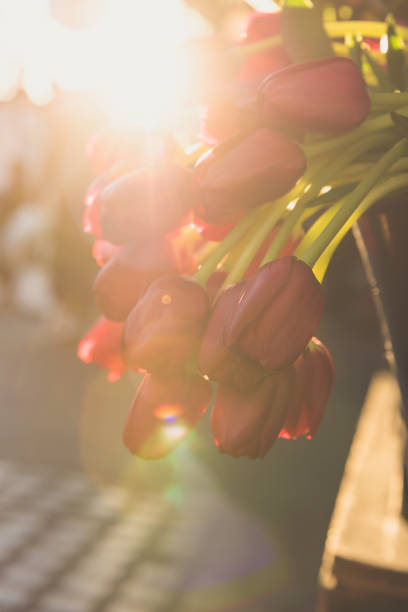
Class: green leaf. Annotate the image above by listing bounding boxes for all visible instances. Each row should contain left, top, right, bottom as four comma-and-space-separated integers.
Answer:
361, 46, 391, 91
305, 182, 358, 207
391, 111, 408, 136
347, 35, 362, 71
386, 15, 406, 91
281, 3, 334, 62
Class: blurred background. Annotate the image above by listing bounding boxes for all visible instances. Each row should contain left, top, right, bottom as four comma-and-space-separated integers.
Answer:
0, 1, 405, 611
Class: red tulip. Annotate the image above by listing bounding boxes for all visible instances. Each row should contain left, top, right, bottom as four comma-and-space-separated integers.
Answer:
77, 317, 126, 382
93, 239, 178, 322
280, 337, 335, 439
239, 11, 291, 83
225, 256, 325, 370
259, 57, 370, 134
99, 162, 198, 245
198, 282, 266, 392
123, 276, 209, 375
83, 163, 134, 238
92, 240, 121, 267
195, 218, 238, 242
211, 367, 295, 459
195, 128, 306, 224
123, 372, 212, 459
199, 80, 258, 146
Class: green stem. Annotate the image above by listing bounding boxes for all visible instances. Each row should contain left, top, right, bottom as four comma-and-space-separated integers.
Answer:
231, 22, 408, 60
219, 198, 288, 291
370, 92, 408, 110
262, 203, 304, 265
303, 106, 408, 158
193, 206, 264, 286
324, 20, 408, 41
264, 131, 396, 263
299, 138, 407, 268
313, 172, 408, 282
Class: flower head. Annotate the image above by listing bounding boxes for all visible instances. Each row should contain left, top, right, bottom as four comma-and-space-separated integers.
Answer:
198, 282, 266, 392
123, 275, 209, 375
280, 337, 335, 439
123, 373, 212, 459
211, 367, 295, 459
195, 128, 306, 224
99, 162, 198, 245
77, 317, 126, 382
224, 256, 325, 370
93, 239, 178, 322
259, 57, 370, 134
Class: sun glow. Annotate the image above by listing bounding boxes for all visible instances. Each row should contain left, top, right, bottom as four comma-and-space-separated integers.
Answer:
0, 0, 210, 128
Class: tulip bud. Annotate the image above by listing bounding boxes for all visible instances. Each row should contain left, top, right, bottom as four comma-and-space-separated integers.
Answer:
199, 80, 258, 146
93, 239, 178, 322
198, 282, 266, 392
77, 317, 126, 382
211, 366, 295, 459
123, 275, 209, 375
239, 11, 291, 83
123, 373, 212, 459
225, 256, 325, 370
195, 128, 306, 225
99, 162, 199, 245
280, 337, 335, 439
92, 240, 121, 268
259, 57, 370, 134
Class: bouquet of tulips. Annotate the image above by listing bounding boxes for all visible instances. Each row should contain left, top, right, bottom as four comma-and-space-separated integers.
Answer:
78, 2, 408, 460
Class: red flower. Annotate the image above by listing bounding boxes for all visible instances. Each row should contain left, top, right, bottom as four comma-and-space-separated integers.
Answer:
123, 373, 212, 459
211, 367, 295, 459
93, 239, 178, 322
195, 217, 240, 242
224, 256, 325, 370
280, 337, 335, 439
99, 162, 198, 245
199, 80, 258, 146
123, 276, 209, 375
239, 11, 291, 83
195, 128, 306, 224
91, 240, 121, 267
198, 282, 266, 392
77, 317, 126, 382
259, 57, 370, 134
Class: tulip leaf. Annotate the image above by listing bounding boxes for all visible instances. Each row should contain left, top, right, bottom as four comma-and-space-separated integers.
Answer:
280, 3, 334, 63
386, 15, 406, 92
361, 47, 391, 92
347, 36, 362, 72
305, 182, 358, 207
391, 111, 408, 137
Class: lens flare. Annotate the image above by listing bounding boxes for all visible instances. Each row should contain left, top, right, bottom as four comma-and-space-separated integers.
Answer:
154, 403, 183, 423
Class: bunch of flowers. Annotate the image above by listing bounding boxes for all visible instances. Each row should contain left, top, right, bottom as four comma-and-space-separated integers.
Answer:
78, 3, 408, 460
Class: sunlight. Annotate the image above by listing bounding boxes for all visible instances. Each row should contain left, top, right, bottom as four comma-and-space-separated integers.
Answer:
0, 0, 210, 128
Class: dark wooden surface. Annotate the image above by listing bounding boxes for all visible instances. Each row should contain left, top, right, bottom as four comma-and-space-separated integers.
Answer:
317, 372, 408, 612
